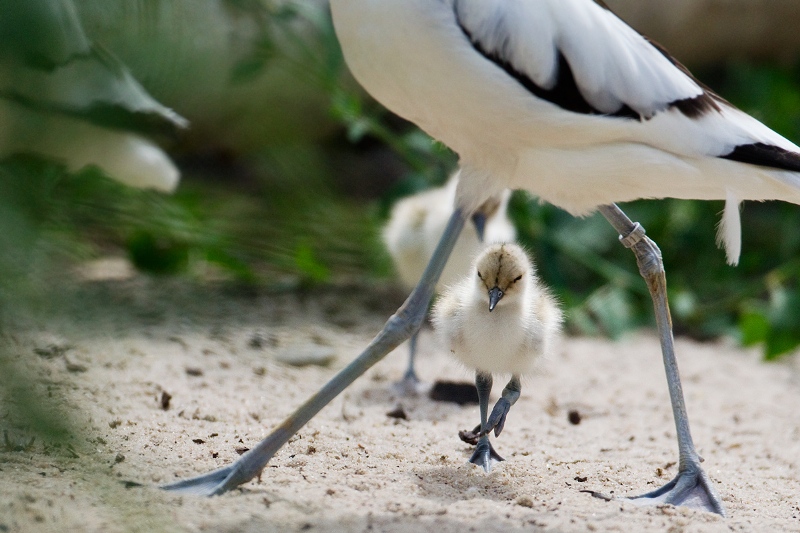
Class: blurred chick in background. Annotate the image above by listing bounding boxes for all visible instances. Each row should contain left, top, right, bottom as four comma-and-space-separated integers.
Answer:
383, 172, 516, 393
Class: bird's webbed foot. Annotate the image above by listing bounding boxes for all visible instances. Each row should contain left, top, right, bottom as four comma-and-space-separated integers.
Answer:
391, 370, 426, 397
626, 462, 725, 516
468, 435, 504, 473
483, 397, 511, 437
163, 465, 240, 496
482, 375, 520, 438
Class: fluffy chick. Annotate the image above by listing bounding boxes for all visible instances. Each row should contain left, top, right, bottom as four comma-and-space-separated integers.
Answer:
432, 243, 561, 471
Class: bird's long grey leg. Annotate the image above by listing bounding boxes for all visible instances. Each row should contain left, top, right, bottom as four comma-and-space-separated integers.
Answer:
162, 209, 468, 496
396, 210, 489, 395
392, 331, 422, 396
477, 371, 492, 434
403, 331, 420, 382
468, 371, 503, 472
484, 374, 521, 437
597, 203, 725, 516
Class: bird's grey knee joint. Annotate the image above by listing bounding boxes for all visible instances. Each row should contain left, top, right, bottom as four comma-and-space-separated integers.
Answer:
631, 238, 665, 280
385, 314, 420, 344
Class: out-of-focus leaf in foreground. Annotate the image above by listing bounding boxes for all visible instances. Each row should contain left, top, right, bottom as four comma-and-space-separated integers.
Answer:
0, 0, 187, 132
0, 0, 186, 192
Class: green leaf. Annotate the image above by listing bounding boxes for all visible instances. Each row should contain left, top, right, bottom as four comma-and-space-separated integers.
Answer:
294, 241, 330, 284
204, 248, 256, 283
738, 309, 770, 347
0, 1, 187, 135
1, 43, 187, 134
230, 56, 271, 84
765, 330, 800, 361
0, 0, 90, 69
127, 230, 189, 275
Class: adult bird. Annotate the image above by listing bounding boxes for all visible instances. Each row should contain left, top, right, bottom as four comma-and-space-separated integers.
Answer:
383, 172, 515, 393
164, 0, 800, 515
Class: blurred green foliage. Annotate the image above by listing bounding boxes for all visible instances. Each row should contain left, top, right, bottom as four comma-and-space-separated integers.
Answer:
0, 158, 80, 459
0, 152, 389, 288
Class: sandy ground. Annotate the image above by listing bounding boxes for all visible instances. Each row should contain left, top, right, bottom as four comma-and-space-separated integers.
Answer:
2, 264, 800, 532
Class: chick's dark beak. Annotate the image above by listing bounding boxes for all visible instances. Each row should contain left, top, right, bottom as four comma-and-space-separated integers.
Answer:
488, 286, 504, 311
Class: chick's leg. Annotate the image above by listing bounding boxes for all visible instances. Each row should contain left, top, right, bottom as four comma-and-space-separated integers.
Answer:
484, 374, 521, 437
392, 331, 423, 395
468, 371, 503, 472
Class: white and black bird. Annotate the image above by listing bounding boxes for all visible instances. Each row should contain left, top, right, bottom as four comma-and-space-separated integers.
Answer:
383, 172, 515, 392
165, 0, 800, 515
432, 243, 561, 472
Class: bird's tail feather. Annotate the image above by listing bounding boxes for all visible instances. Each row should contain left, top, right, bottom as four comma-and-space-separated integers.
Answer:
716, 190, 741, 266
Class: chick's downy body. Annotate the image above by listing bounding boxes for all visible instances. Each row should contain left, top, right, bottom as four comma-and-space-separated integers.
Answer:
433, 243, 561, 471
434, 243, 561, 376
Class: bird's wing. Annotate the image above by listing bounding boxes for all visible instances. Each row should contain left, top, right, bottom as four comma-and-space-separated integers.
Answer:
451, 0, 706, 120
450, 0, 800, 164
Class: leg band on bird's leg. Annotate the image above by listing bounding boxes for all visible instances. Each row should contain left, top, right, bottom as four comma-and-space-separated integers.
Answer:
163, 209, 468, 496
485, 375, 521, 437
618, 222, 646, 249
597, 204, 725, 516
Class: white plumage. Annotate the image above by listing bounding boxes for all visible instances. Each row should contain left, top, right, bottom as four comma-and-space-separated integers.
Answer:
0, 100, 179, 192
330, 0, 800, 265
433, 243, 561, 376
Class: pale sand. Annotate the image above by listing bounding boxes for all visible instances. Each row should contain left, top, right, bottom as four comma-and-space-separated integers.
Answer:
1, 270, 799, 532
